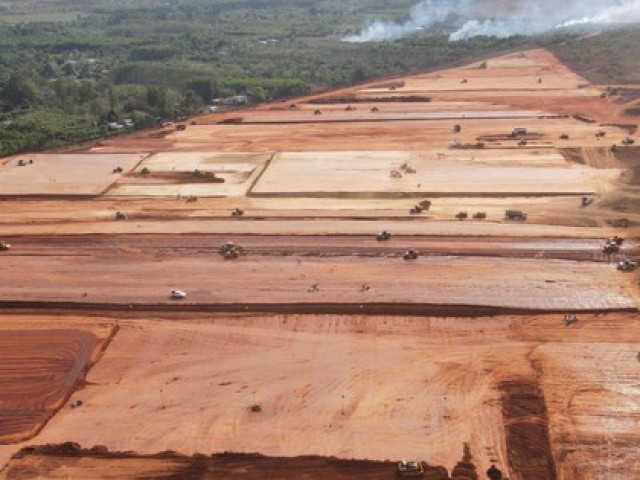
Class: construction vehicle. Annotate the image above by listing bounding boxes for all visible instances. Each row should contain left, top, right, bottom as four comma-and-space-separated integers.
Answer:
403, 249, 419, 260
617, 259, 637, 272
609, 236, 624, 246
473, 211, 486, 219
409, 205, 423, 214
376, 231, 391, 241
390, 170, 403, 179
595, 130, 606, 138
0, 242, 11, 251
231, 208, 244, 217
453, 124, 461, 133
512, 128, 527, 136
115, 211, 127, 221
417, 199, 431, 211
602, 241, 620, 255
582, 196, 593, 207
371, 106, 379, 112
397, 460, 424, 477
169, 290, 187, 300
176, 124, 187, 131
622, 137, 635, 146
505, 210, 526, 221
345, 105, 356, 111
220, 241, 245, 259
455, 211, 468, 220
518, 139, 527, 147
112, 166, 124, 173
17, 159, 27, 166
560, 134, 570, 140
313, 109, 322, 115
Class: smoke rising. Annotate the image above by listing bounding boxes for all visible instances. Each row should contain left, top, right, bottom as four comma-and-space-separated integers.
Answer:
343, 0, 640, 43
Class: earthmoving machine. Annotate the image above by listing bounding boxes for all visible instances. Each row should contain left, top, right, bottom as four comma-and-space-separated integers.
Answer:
220, 241, 245, 259
602, 241, 620, 255
409, 204, 423, 214
390, 170, 403, 179
473, 211, 486, 219
396, 460, 424, 477
617, 259, 637, 272
453, 124, 461, 133
608, 236, 624, 246
595, 130, 606, 138
504, 210, 527, 221
231, 208, 244, 217
0, 242, 11, 251
115, 211, 127, 221
582, 196, 593, 207
112, 166, 124, 173
371, 106, 380, 112
622, 137, 635, 146
376, 231, 391, 241
517, 139, 527, 147
512, 127, 527, 136
560, 134, 570, 140
170, 290, 187, 300
455, 211, 468, 220
403, 249, 419, 260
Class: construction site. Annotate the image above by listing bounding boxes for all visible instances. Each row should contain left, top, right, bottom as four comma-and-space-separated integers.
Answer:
1, 49, 639, 479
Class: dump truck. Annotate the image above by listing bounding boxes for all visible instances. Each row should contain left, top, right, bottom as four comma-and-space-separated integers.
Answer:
617, 259, 637, 272
0, 242, 11, 251
455, 211, 468, 220
397, 460, 424, 477
169, 290, 187, 300
505, 210, 527, 221
376, 231, 391, 241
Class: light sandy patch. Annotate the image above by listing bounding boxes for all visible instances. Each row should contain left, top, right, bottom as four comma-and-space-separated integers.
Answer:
0, 154, 146, 195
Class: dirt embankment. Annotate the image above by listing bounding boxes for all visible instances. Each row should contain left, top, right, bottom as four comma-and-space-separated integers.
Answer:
2, 444, 453, 479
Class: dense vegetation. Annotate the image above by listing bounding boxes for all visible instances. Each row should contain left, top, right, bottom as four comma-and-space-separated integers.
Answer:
1, 0, 636, 156
550, 28, 640, 85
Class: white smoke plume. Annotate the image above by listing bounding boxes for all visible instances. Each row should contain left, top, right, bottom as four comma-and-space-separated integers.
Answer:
343, 0, 640, 43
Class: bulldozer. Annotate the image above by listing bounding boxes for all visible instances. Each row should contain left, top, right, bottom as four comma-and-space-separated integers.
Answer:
396, 460, 424, 477
0, 242, 11, 251
376, 231, 391, 241
220, 241, 245, 259
403, 249, 419, 260
602, 241, 620, 255
617, 259, 637, 272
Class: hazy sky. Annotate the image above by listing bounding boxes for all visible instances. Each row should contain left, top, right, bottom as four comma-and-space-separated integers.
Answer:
344, 0, 640, 42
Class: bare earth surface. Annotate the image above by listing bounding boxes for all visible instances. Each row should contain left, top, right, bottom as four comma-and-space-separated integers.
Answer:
1, 49, 640, 480
0, 319, 116, 444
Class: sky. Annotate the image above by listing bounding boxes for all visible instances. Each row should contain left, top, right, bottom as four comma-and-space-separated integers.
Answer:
343, 0, 640, 42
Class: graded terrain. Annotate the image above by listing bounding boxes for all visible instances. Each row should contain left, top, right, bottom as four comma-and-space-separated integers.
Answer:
1, 49, 639, 480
